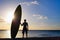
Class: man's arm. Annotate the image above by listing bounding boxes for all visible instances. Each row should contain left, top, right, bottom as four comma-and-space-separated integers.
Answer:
27, 23, 29, 30
21, 23, 23, 26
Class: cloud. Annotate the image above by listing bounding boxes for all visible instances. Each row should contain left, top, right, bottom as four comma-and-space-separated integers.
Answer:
33, 14, 48, 20
38, 16, 48, 20
20, 1, 39, 6
33, 14, 40, 16
31, 1, 39, 5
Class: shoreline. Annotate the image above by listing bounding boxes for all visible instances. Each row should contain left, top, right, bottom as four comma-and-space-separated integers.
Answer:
0, 30, 60, 31
0, 37, 60, 40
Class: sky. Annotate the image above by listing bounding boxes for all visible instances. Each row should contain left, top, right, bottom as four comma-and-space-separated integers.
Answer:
0, 0, 60, 30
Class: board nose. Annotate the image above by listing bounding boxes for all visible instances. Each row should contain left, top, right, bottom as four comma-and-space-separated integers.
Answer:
17, 5, 21, 8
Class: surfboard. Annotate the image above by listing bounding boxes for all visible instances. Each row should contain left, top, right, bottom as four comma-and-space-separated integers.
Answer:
11, 5, 22, 38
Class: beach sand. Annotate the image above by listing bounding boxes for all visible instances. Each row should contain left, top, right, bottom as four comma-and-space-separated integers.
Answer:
0, 37, 60, 40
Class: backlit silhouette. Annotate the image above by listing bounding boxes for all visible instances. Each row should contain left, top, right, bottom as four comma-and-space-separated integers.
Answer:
21, 19, 28, 38
11, 5, 22, 38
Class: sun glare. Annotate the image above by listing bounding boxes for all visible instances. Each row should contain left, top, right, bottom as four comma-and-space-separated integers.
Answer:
5, 12, 14, 23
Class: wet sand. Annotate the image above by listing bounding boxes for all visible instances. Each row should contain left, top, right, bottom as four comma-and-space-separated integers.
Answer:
0, 37, 60, 40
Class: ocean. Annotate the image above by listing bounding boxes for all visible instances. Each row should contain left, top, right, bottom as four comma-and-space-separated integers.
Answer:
0, 30, 60, 38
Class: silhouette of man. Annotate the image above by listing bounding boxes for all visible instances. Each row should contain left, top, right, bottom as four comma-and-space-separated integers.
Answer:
21, 19, 28, 38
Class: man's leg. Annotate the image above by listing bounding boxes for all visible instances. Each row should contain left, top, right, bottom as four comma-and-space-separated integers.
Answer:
26, 31, 28, 38
22, 31, 24, 38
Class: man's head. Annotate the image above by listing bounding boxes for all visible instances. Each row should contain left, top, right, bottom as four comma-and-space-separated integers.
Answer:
24, 19, 26, 22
